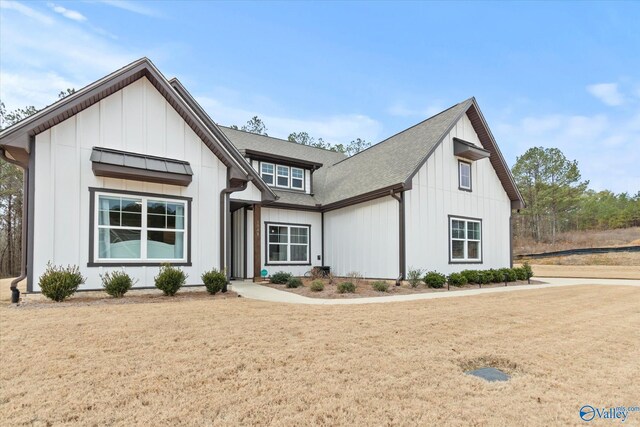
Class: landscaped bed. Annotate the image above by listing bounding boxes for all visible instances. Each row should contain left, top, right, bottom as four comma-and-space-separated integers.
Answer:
264, 277, 544, 298
7, 286, 238, 309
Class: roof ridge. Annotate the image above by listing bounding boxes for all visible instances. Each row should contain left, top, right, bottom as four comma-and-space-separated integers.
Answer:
329, 98, 474, 168
219, 125, 348, 157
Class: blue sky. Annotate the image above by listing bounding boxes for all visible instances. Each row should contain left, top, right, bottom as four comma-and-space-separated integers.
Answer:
1, 1, 639, 193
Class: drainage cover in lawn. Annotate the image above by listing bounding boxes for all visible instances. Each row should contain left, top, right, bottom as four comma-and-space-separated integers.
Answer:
465, 367, 510, 382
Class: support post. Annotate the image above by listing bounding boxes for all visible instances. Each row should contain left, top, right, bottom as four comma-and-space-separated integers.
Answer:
253, 204, 261, 282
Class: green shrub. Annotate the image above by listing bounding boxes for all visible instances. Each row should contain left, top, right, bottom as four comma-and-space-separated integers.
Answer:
448, 272, 468, 287
286, 277, 303, 288
154, 264, 187, 296
488, 269, 504, 283
476, 271, 492, 284
406, 267, 424, 288
201, 269, 226, 295
371, 281, 389, 292
522, 262, 534, 279
101, 270, 135, 298
460, 269, 480, 284
270, 271, 292, 284
39, 262, 86, 302
337, 281, 356, 293
499, 268, 517, 282
513, 267, 528, 281
423, 271, 446, 288
310, 280, 324, 292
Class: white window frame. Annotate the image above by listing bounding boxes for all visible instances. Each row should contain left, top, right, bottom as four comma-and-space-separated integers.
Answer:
458, 160, 472, 191
275, 165, 290, 188
260, 162, 275, 185
449, 216, 481, 263
291, 167, 304, 190
93, 191, 189, 264
266, 223, 310, 265
258, 161, 306, 191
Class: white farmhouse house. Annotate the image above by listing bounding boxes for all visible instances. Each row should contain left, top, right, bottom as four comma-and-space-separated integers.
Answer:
0, 58, 524, 292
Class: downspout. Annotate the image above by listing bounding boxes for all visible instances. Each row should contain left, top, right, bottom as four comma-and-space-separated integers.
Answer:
0, 148, 28, 303
219, 170, 248, 292
390, 190, 406, 283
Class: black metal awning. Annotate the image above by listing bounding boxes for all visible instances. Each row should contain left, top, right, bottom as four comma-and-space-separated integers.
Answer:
453, 137, 491, 161
90, 147, 193, 186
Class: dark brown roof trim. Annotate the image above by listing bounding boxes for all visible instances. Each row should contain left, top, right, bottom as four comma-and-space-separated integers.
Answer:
453, 137, 491, 161
91, 147, 193, 186
465, 102, 525, 209
242, 149, 323, 170
320, 183, 409, 212
0, 58, 250, 185
168, 78, 276, 202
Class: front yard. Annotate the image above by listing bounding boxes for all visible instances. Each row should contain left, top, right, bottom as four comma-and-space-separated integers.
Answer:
1, 284, 638, 426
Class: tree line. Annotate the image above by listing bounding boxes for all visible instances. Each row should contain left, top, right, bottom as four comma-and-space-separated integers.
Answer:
511, 147, 639, 243
230, 115, 371, 156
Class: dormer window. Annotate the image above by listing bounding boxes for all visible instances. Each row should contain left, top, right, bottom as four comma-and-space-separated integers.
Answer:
276, 165, 290, 187
458, 160, 471, 191
261, 163, 274, 185
291, 167, 304, 190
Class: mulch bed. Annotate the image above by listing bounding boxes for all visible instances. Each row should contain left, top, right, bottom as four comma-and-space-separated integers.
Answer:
9, 286, 238, 309
264, 278, 545, 299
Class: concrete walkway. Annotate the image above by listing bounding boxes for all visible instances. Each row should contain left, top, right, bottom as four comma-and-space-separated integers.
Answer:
229, 277, 640, 305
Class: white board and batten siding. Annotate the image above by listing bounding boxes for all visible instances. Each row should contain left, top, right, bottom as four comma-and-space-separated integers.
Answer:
324, 196, 399, 279
32, 77, 227, 291
404, 113, 512, 275
260, 208, 322, 277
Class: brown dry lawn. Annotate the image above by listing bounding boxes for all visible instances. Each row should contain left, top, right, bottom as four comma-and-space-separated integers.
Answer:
1, 284, 639, 426
523, 264, 640, 280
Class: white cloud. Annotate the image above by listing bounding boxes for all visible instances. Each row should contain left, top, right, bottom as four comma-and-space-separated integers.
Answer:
98, 0, 160, 17
197, 95, 383, 145
587, 83, 624, 106
0, 1, 136, 110
47, 3, 87, 22
0, 0, 54, 25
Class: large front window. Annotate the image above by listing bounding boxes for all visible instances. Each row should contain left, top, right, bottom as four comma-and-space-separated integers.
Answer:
94, 191, 188, 263
267, 223, 310, 264
450, 217, 481, 262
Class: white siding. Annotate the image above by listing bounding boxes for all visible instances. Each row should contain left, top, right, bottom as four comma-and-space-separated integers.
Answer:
324, 196, 399, 279
32, 77, 227, 291
404, 113, 512, 275
260, 208, 322, 277
231, 181, 262, 202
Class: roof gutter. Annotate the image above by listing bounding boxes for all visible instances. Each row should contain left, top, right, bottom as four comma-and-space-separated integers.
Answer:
0, 147, 28, 302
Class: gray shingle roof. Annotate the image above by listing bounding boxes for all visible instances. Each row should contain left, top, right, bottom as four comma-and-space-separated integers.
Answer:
220, 98, 523, 209
220, 126, 347, 203
318, 99, 473, 205
271, 190, 319, 207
